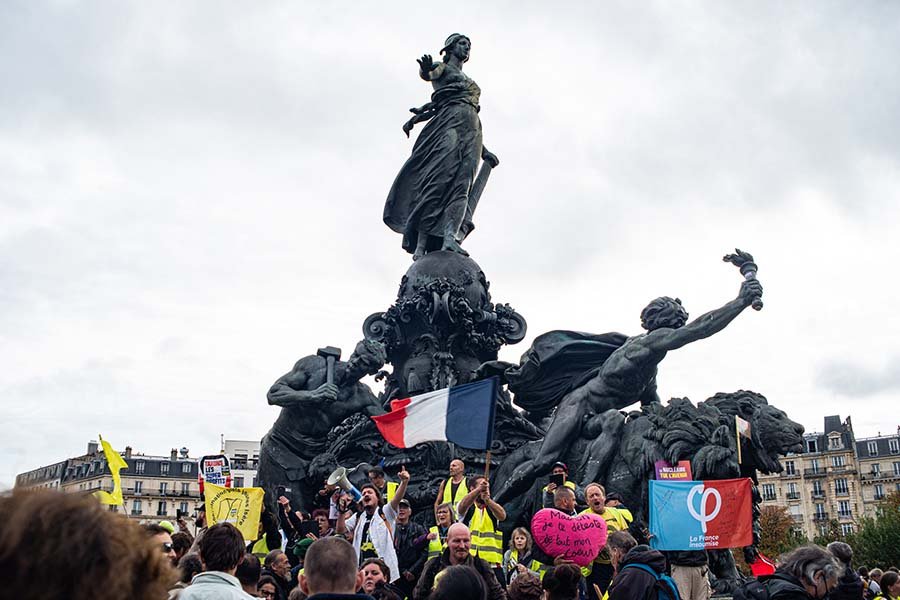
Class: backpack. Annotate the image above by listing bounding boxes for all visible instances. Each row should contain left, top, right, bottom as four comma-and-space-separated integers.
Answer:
622, 563, 682, 600
732, 577, 770, 600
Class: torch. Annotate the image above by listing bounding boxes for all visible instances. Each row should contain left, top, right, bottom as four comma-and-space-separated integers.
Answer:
723, 249, 763, 311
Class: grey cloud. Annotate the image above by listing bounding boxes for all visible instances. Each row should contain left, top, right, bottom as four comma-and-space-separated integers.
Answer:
817, 356, 900, 397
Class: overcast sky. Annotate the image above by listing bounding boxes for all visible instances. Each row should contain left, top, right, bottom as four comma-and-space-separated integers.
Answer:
3, 2, 899, 488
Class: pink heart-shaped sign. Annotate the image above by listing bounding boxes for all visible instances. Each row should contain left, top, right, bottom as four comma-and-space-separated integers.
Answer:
530, 508, 608, 567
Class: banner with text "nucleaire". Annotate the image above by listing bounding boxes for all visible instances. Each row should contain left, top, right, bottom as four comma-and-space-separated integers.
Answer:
648, 478, 753, 551
371, 378, 497, 450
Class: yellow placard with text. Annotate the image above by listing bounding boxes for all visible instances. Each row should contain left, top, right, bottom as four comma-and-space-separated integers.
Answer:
205, 482, 264, 540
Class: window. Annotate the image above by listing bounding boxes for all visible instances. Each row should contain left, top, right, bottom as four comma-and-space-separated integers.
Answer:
234, 477, 244, 488
157, 501, 167, 516
868, 442, 878, 457
812, 480, 824, 495
132, 499, 142, 516
835, 479, 849, 495
810, 458, 821, 473
179, 501, 189, 514
134, 481, 143, 494
161, 462, 170, 475
874, 484, 885, 500
815, 504, 826, 518
788, 482, 799, 499
872, 463, 881, 475
108, 505, 118, 513
829, 436, 842, 450
807, 439, 819, 453
838, 501, 852, 517
181, 482, 190, 495
832, 455, 845, 468
762, 484, 776, 501
160, 482, 168, 495
841, 524, 854, 535
181, 462, 192, 474
893, 462, 900, 476
785, 461, 796, 475
135, 461, 145, 474
890, 439, 899, 454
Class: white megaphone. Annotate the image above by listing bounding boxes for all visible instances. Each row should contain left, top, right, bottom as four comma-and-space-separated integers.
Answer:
327, 466, 362, 502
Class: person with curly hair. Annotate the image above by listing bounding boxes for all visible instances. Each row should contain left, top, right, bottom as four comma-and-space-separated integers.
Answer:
0, 489, 175, 600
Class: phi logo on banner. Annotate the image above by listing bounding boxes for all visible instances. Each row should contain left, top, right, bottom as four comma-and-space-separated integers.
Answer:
687, 484, 721, 533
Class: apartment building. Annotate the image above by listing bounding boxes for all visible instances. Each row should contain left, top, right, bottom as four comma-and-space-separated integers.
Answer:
223, 439, 260, 488
855, 430, 900, 519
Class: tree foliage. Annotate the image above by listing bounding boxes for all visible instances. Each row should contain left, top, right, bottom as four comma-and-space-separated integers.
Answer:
759, 504, 808, 558
846, 491, 900, 569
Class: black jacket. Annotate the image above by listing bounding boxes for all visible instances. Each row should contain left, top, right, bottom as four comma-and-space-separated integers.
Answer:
413, 549, 506, 600
666, 550, 708, 567
766, 572, 814, 600
826, 566, 864, 600
608, 545, 667, 600
393, 520, 428, 577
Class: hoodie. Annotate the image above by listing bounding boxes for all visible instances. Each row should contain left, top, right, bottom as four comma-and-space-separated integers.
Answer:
607, 545, 668, 600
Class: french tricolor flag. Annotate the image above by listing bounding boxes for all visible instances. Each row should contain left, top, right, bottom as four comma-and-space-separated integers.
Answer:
371, 378, 498, 450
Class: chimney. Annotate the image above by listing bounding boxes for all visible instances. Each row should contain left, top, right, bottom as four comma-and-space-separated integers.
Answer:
125, 446, 132, 459
171, 448, 178, 461
87, 440, 99, 455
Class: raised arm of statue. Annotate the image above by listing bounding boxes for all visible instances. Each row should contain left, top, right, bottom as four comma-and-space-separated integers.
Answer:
645, 279, 763, 353
266, 357, 338, 408
417, 54, 444, 81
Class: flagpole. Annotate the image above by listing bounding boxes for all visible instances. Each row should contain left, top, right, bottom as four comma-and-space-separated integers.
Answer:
483, 450, 492, 480
735, 416, 742, 465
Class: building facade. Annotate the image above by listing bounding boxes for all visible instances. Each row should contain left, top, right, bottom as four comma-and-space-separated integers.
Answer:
16, 441, 203, 525
758, 415, 863, 539
855, 430, 900, 519
223, 439, 260, 489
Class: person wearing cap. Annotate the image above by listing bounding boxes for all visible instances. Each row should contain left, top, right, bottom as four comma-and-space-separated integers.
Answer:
393, 498, 429, 599
541, 462, 579, 509
368, 465, 399, 503
603, 493, 633, 524
336, 464, 410, 583
580, 483, 631, 599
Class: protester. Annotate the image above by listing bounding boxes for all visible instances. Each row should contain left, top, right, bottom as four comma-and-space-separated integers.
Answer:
299, 537, 370, 599
502, 527, 542, 584
875, 572, 900, 600
872, 571, 886, 597
413, 523, 506, 600
259, 576, 280, 600
427, 503, 457, 560
507, 572, 543, 600
542, 564, 583, 600
606, 531, 676, 600
368, 465, 398, 503
734, 545, 842, 600
580, 483, 632, 599
394, 498, 429, 599
826, 541, 863, 600
551, 486, 577, 516
359, 558, 403, 600
174, 531, 196, 564
435, 459, 469, 516
147, 522, 180, 566
249, 507, 284, 564
182, 522, 256, 599
312, 509, 334, 538
528, 487, 583, 583
336, 466, 410, 583
262, 550, 293, 600
236, 554, 263, 597
667, 549, 710, 600
542, 462, 579, 508
0, 489, 175, 600
429, 564, 490, 600
457, 475, 507, 582
171, 553, 205, 599
603, 493, 633, 522
189, 504, 209, 552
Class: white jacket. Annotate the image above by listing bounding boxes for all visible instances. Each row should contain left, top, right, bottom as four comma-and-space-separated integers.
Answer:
346, 503, 399, 582
179, 572, 255, 600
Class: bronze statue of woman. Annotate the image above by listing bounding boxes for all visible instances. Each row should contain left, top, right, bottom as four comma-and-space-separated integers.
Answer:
383, 33, 499, 260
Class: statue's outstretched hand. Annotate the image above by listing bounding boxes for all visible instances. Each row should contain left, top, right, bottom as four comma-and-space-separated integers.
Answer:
417, 54, 435, 74
311, 382, 339, 402
739, 279, 763, 306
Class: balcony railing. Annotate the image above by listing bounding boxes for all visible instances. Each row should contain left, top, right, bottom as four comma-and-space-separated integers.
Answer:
838, 511, 853, 519
787, 492, 801, 500
835, 489, 849, 497
783, 470, 800, 479
861, 472, 900, 481
811, 491, 826, 500
813, 512, 829, 522
762, 494, 777, 502
804, 468, 827, 477
874, 493, 885, 500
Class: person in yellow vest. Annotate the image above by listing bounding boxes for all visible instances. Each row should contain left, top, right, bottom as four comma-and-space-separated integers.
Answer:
502, 526, 548, 585
457, 475, 506, 584
426, 502, 457, 560
580, 483, 631, 600
434, 458, 468, 517
367, 464, 399, 503
541, 461, 580, 508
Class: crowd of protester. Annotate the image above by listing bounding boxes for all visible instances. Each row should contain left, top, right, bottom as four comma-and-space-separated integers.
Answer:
2, 458, 899, 600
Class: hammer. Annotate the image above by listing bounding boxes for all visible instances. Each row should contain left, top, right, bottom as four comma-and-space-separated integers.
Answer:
317, 346, 342, 385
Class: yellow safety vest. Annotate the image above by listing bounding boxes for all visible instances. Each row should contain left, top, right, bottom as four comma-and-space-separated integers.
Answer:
386, 481, 398, 502
509, 549, 549, 581
427, 525, 447, 560
250, 536, 270, 561
468, 506, 503, 566
441, 477, 468, 514
579, 506, 629, 575
541, 480, 577, 494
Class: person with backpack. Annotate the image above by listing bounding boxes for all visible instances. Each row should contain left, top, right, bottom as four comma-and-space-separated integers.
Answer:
606, 530, 680, 600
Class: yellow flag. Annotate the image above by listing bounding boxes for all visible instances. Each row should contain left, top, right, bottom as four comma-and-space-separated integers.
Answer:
205, 482, 264, 540
94, 435, 129, 506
